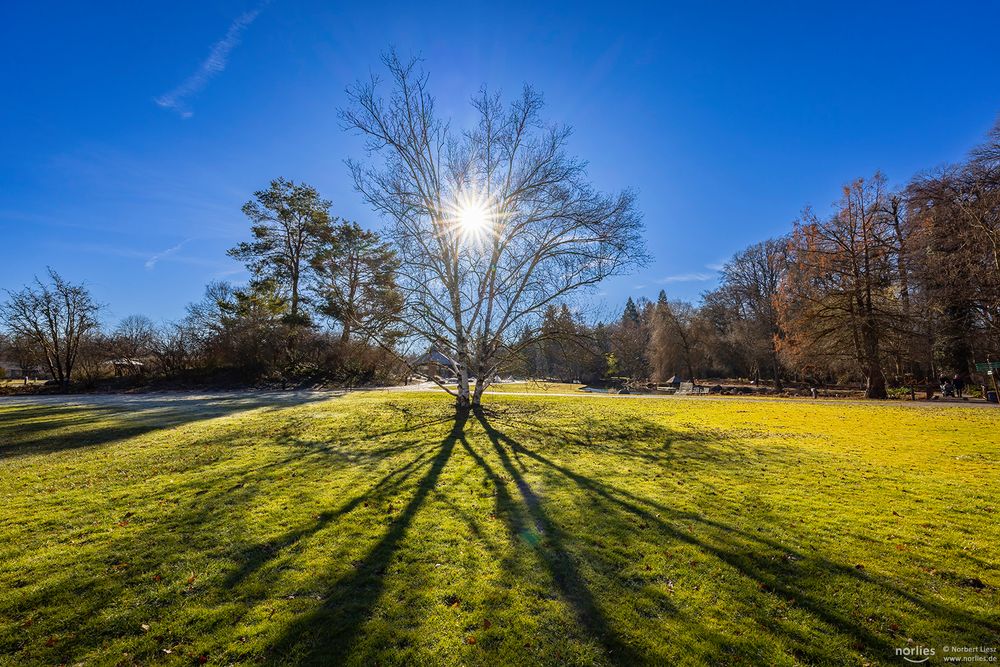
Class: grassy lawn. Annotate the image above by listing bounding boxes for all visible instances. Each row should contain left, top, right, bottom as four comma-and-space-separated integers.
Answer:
445, 381, 587, 394
1, 392, 998, 665
0, 379, 45, 389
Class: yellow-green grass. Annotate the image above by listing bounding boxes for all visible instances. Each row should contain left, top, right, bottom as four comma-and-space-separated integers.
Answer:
0, 379, 45, 388
441, 381, 587, 394
0, 392, 998, 665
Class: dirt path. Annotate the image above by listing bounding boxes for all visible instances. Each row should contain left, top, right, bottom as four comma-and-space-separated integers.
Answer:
0, 389, 343, 409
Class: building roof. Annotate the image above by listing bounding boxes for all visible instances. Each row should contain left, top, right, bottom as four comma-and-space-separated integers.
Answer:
414, 348, 458, 369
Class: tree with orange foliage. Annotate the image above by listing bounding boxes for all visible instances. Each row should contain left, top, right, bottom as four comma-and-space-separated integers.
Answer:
778, 173, 903, 398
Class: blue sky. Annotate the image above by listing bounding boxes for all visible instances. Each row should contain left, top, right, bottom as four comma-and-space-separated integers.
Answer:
2, 1, 999, 325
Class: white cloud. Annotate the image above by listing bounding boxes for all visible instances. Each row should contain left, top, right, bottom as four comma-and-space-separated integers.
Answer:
155, 4, 267, 118
145, 239, 190, 270
656, 272, 715, 284
68, 241, 228, 271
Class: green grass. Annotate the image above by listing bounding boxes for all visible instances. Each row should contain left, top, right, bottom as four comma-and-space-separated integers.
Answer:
0, 379, 45, 388
444, 381, 587, 393
1, 392, 998, 665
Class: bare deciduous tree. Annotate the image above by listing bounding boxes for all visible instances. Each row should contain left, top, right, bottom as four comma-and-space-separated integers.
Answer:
717, 237, 787, 386
342, 53, 646, 408
1, 269, 101, 389
112, 314, 157, 360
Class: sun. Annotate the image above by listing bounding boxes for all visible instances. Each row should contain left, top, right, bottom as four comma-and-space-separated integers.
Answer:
448, 192, 495, 243
458, 201, 490, 236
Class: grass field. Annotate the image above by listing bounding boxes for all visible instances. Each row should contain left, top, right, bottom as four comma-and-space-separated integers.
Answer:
1, 392, 998, 665
448, 381, 587, 394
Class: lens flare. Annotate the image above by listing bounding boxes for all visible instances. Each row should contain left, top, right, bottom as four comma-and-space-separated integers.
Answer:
458, 202, 489, 236
446, 191, 497, 244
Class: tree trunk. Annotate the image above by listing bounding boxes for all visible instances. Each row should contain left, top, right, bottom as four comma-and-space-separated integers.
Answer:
455, 349, 472, 410
865, 365, 887, 399
862, 328, 887, 399
455, 373, 472, 410
472, 381, 485, 407
472, 361, 488, 407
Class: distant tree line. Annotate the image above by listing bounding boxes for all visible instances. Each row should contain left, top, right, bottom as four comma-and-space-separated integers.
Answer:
2, 55, 649, 409
1, 54, 996, 402
516, 120, 1000, 398
0, 178, 406, 389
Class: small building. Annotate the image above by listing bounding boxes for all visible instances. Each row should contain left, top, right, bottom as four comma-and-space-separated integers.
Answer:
105, 358, 145, 377
413, 347, 460, 380
663, 375, 683, 389
0, 358, 46, 380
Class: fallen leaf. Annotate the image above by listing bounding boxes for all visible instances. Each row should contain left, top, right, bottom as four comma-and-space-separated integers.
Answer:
465, 636, 476, 645
482, 619, 492, 630
141, 624, 150, 632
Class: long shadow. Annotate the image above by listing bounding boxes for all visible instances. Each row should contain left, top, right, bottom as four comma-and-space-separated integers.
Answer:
483, 413, 999, 663
268, 410, 468, 663
0, 408, 450, 664
0, 393, 334, 459
473, 410, 645, 665
513, 414, 1000, 625
222, 446, 435, 591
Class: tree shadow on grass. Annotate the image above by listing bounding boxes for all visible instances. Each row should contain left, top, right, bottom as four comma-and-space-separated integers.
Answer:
7, 398, 997, 665
265, 410, 468, 663
0, 393, 335, 459
476, 410, 1000, 664
1, 403, 453, 664
468, 410, 647, 664
221, 446, 437, 592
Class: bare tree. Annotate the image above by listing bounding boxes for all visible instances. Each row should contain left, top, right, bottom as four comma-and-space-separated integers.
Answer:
717, 237, 787, 387
342, 53, 646, 408
1, 269, 102, 389
112, 315, 157, 359
0, 333, 41, 383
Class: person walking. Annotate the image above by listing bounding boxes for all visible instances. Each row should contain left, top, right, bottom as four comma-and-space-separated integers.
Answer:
953, 374, 965, 398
